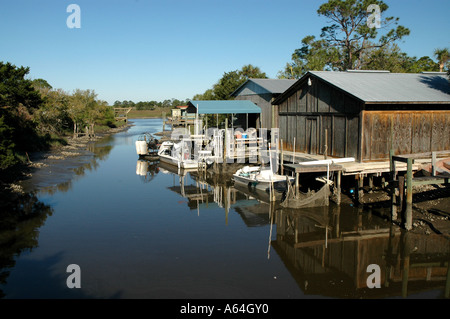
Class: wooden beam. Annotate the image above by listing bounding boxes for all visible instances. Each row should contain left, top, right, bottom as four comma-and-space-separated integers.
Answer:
284, 163, 343, 173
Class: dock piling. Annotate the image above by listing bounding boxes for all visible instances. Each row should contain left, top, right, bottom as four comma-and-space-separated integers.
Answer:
405, 158, 413, 231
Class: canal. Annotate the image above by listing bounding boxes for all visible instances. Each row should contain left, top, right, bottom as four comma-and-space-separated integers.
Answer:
0, 118, 448, 299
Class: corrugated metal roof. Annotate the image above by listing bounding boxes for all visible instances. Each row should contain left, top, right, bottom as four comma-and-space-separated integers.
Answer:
309, 71, 450, 103
231, 78, 297, 97
188, 100, 261, 114
248, 78, 297, 94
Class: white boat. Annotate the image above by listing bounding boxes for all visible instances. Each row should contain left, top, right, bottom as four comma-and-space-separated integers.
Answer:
157, 140, 203, 169
232, 166, 293, 192
135, 135, 160, 160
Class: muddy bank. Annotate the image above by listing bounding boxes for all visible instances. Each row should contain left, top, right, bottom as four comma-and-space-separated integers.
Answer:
1, 124, 131, 195
355, 183, 450, 237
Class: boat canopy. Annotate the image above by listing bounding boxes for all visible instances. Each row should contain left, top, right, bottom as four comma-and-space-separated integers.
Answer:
187, 100, 261, 114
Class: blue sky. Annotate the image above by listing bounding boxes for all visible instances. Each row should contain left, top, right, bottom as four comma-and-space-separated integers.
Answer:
1, 0, 449, 104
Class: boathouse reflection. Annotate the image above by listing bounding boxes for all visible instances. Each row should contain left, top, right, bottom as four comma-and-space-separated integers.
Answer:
138, 160, 450, 298
157, 161, 272, 226
272, 206, 450, 298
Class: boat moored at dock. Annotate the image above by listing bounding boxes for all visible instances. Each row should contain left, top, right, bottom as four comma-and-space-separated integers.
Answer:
232, 165, 294, 192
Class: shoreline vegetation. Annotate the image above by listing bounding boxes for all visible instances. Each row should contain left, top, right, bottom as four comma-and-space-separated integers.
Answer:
127, 108, 173, 119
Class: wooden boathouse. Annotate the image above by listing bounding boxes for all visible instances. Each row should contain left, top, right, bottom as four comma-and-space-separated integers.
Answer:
231, 78, 297, 130
270, 71, 450, 229
272, 70, 450, 161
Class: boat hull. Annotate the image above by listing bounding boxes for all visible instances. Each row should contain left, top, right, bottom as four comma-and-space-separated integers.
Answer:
158, 154, 200, 169
232, 170, 293, 192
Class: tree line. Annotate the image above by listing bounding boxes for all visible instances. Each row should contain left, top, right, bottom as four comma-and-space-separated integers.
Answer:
0, 61, 118, 170
113, 98, 189, 110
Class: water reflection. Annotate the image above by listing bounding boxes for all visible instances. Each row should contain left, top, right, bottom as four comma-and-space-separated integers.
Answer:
26, 142, 114, 195
136, 160, 160, 183
137, 158, 450, 298
7, 118, 444, 299
272, 206, 450, 298
0, 189, 53, 298
155, 161, 273, 226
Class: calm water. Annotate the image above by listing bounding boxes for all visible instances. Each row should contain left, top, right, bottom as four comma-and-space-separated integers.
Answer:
1, 118, 448, 299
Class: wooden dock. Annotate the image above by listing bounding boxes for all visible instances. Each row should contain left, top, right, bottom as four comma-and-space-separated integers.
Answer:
114, 107, 132, 122
278, 149, 450, 231
159, 126, 449, 232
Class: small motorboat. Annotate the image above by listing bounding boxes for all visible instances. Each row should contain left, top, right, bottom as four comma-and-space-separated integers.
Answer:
232, 166, 293, 192
157, 140, 204, 169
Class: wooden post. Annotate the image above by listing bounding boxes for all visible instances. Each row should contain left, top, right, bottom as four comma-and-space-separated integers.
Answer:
398, 175, 405, 215
390, 149, 398, 221
295, 171, 299, 199
224, 117, 228, 163
292, 137, 296, 164
280, 139, 284, 175
324, 129, 328, 160
445, 262, 450, 298
356, 174, 364, 203
336, 171, 341, 205
432, 151, 437, 176
401, 232, 411, 298
368, 174, 373, 193
405, 158, 413, 231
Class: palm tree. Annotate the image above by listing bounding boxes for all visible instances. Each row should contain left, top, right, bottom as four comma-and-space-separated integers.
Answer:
434, 48, 450, 72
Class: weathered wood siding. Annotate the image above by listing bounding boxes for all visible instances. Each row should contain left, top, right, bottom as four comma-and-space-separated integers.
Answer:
277, 78, 362, 159
362, 110, 450, 161
234, 94, 272, 129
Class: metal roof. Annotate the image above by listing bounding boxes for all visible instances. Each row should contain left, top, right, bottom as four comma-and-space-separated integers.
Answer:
231, 78, 297, 97
188, 100, 261, 114
273, 71, 450, 105
309, 71, 450, 103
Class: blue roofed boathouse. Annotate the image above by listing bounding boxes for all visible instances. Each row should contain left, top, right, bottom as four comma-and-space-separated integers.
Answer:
186, 100, 262, 130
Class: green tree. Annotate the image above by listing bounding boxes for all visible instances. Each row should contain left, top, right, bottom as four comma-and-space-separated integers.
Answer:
0, 113, 17, 169
31, 78, 52, 91
195, 64, 267, 100
193, 89, 215, 101
278, 35, 340, 78
239, 64, 268, 79
363, 43, 411, 72
0, 62, 45, 169
434, 48, 450, 72
410, 56, 439, 73
68, 89, 97, 138
33, 88, 71, 136
0, 62, 42, 110
317, 0, 410, 70
280, 0, 411, 76
213, 70, 244, 100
